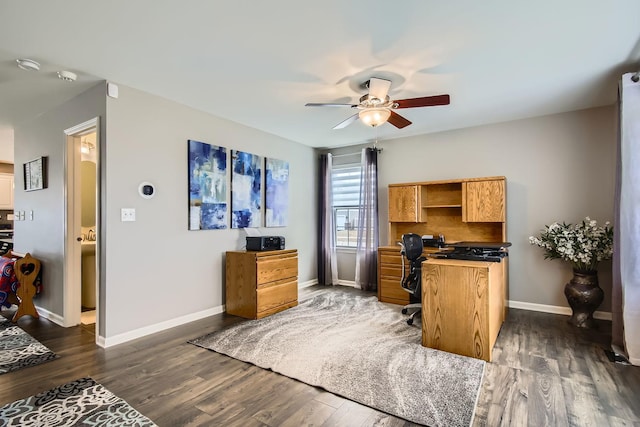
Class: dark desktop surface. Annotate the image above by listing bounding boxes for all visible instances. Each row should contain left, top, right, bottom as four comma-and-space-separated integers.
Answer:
445, 241, 512, 249
430, 241, 510, 262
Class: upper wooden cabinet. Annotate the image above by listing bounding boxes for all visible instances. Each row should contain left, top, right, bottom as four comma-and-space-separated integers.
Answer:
387, 176, 506, 246
388, 185, 419, 222
0, 173, 14, 210
463, 179, 505, 222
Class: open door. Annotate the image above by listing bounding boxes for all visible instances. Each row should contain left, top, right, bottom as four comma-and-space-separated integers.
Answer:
64, 118, 100, 343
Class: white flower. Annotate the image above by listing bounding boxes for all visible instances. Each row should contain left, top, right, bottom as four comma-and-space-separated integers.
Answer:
529, 217, 613, 272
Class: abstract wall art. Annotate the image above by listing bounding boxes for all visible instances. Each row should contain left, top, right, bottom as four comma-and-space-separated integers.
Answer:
231, 150, 262, 228
188, 140, 227, 230
265, 158, 289, 227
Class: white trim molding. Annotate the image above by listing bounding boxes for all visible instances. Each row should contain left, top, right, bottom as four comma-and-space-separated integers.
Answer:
101, 304, 225, 348
508, 300, 612, 321
298, 279, 318, 289
34, 305, 65, 326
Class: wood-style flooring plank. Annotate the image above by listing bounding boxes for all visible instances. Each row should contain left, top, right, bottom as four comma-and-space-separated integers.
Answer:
1, 286, 639, 427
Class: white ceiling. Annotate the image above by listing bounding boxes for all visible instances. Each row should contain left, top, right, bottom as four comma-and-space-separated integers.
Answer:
0, 1, 639, 149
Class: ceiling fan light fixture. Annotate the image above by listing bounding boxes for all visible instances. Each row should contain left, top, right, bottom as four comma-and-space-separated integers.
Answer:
16, 58, 41, 71
359, 108, 391, 127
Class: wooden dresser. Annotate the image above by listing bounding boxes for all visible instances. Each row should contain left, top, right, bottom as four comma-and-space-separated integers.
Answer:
225, 249, 298, 319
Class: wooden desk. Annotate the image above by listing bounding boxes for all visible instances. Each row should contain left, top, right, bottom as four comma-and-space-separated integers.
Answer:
421, 258, 506, 361
225, 249, 298, 319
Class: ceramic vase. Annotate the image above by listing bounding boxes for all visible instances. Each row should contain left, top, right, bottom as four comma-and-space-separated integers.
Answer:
564, 269, 604, 328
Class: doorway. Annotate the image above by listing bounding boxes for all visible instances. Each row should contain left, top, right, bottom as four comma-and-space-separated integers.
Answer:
64, 118, 100, 340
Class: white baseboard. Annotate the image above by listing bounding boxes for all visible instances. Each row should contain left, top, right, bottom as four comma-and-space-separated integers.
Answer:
34, 305, 65, 326
508, 300, 612, 321
298, 279, 318, 289
298, 279, 359, 289
101, 304, 225, 348
337, 280, 358, 288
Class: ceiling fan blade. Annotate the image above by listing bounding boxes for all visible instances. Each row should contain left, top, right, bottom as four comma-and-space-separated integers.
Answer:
393, 94, 450, 109
368, 77, 392, 101
333, 113, 359, 129
305, 103, 358, 108
387, 110, 412, 129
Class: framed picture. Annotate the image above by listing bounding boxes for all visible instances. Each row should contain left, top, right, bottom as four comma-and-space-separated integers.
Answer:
231, 150, 262, 228
23, 156, 47, 191
265, 158, 289, 227
188, 140, 228, 230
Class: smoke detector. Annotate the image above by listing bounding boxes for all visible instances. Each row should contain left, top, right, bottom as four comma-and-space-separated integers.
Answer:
16, 58, 41, 71
57, 70, 77, 82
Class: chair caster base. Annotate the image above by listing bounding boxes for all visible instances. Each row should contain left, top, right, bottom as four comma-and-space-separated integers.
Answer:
401, 308, 408, 314
407, 318, 414, 325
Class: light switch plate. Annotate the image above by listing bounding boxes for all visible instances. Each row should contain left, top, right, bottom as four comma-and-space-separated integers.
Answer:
121, 208, 136, 222
29, 210, 33, 221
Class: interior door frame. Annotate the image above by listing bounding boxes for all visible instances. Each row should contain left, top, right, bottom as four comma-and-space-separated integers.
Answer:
63, 117, 100, 339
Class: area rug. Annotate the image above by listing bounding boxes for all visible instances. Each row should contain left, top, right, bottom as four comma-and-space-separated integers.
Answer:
190, 292, 485, 427
0, 316, 57, 374
0, 377, 157, 426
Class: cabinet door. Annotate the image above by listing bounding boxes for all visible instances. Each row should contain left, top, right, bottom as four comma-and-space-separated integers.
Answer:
463, 180, 505, 222
0, 174, 14, 210
388, 185, 418, 222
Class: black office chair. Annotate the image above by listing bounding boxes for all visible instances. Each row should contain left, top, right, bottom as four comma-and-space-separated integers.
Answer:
400, 233, 426, 325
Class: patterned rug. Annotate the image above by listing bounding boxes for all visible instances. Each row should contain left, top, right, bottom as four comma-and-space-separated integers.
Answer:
0, 377, 157, 426
0, 317, 57, 374
190, 292, 486, 427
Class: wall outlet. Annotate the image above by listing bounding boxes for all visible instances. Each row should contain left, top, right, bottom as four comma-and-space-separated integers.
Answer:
121, 208, 136, 222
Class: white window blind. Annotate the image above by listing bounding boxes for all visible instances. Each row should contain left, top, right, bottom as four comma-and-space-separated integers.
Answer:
332, 165, 362, 247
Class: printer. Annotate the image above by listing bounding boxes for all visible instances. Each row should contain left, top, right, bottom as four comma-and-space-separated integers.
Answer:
246, 236, 285, 251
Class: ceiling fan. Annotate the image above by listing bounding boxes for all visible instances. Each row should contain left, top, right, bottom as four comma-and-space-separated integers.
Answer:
305, 77, 450, 130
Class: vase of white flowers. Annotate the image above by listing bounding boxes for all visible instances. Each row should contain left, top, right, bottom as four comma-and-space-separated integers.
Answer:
529, 217, 614, 328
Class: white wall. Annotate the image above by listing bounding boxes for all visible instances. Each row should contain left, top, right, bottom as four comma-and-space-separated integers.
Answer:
375, 106, 616, 311
103, 85, 317, 339
13, 83, 106, 316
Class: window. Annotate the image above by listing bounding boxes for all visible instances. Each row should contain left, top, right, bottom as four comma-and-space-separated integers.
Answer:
332, 165, 362, 248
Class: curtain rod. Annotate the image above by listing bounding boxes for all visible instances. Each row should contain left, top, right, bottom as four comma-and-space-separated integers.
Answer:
330, 148, 383, 158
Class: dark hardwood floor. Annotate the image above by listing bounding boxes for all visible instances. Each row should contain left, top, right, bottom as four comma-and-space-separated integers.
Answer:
1, 285, 638, 426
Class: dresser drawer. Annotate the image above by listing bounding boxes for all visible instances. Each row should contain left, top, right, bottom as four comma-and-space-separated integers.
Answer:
256, 254, 298, 285
257, 279, 298, 317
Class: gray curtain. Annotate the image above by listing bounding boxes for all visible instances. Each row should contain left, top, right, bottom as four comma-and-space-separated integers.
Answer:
355, 148, 379, 291
317, 154, 338, 285
613, 72, 640, 365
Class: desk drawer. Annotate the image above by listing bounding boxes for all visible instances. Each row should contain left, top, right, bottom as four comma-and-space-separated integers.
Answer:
379, 278, 410, 303
380, 253, 402, 264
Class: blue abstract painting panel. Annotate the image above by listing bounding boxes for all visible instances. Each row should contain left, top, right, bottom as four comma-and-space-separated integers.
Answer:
231, 150, 262, 228
188, 140, 227, 230
265, 158, 289, 227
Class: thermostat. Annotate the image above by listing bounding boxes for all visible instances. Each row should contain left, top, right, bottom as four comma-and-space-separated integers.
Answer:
138, 182, 155, 199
